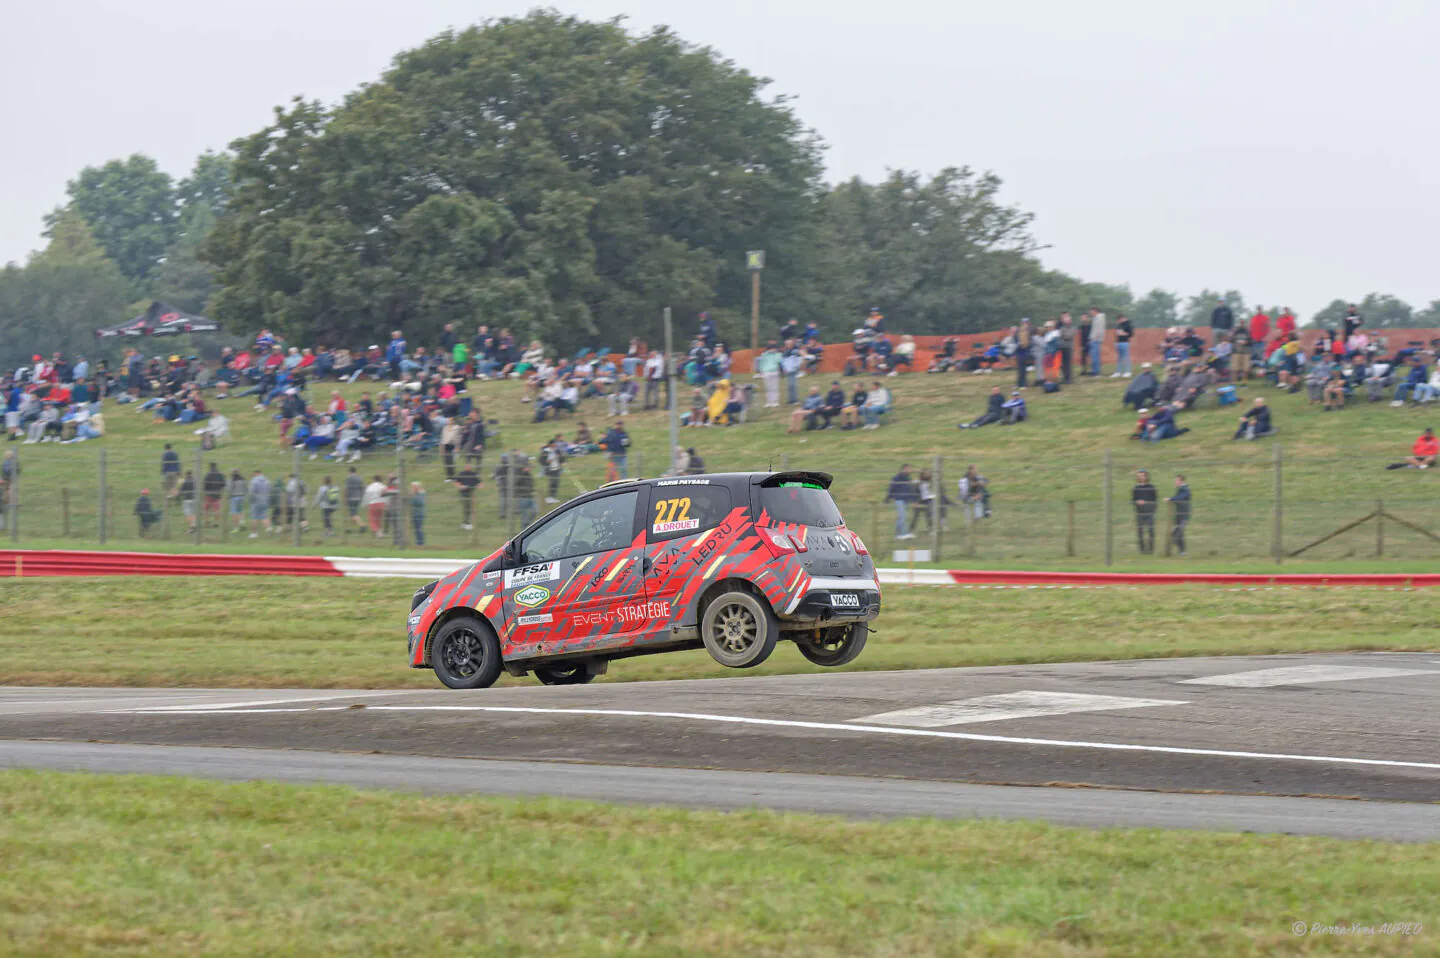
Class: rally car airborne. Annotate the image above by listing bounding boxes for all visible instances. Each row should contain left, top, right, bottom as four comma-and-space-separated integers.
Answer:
407, 471, 881, 689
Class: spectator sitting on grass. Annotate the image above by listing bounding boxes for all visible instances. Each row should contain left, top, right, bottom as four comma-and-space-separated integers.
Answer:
1322, 369, 1348, 411
1123, 365, 1159, 410
958, 386, 1005, 430
818, 382, 846, 429
1391, 355, 1430, 406
862, 381, 892, 429
1172, 364, 1211, 409
1142, 402, 1188, 442
1000, 389, 1027, 425
1387, 428, 1438, 470
1233, 396, 1275, 440
788, 386, 823, 433
1306, 355, 1334, 403
839, 383, 868, 430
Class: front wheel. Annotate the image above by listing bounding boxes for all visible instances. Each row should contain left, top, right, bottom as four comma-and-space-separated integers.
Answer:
431, 617, 503, 690
534, 664, 598, 686
797, 623, 868, 667
701, 588, 777, 668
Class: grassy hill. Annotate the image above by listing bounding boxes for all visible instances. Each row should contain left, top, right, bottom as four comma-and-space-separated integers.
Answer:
5, 365, 1437, 566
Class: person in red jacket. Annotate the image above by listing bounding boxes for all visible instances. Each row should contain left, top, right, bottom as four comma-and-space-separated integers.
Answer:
1276, 308, 1297, 339
1248, 307, 1271, 344
1408, 428, 1438, 469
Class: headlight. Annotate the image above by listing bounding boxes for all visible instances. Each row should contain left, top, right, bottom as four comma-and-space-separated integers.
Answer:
411, 580, 438, 611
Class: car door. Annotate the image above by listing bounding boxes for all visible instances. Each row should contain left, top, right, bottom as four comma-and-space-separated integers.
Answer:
641, 480, 741, 633
504, 489, 646, 651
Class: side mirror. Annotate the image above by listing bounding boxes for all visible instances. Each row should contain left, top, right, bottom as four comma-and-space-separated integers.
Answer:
503, 539, 517, 564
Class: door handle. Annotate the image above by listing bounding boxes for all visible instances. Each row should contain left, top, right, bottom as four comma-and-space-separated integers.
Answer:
640, 556, 653, 574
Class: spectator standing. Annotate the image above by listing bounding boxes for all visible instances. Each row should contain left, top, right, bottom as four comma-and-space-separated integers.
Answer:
134, 488, 160, 537
344, 466, 365, 534
314, 475, 339, 537
177, 470, 197, 533
362, 474, 387, 536
0, 449, 18, 531
755, 342, 782, 408
1248, 307, 1271, 350
513, 457, 537, 527
1276, 308, 1297, 340
1165, 475, 1191, 557
1016, 319, 1034, 388
643, 351, 665, 410
886, 463, 918, 540
385, 331, 407, 380
493, 453, 512, 517
1058, 313, 1076, 383
780, 344, 802, 405
541, 436, 566, 504
957, 465, 989, 520
1210, 298, 1234, 344
227, 469, 246, 535
1342, 304, 1364, 341
247, 470, 271, 537
1112, 314, 1134, 377
409, 481, 427, 546
1132, 469, 1157, 554
284, 473, 307, 531
455, 464, 480, 530
160, 443, 180, 499
1088, 308, 1107, 376
602, 420, 630, 481
202, 462, 225, 528
440, 416, 462, 480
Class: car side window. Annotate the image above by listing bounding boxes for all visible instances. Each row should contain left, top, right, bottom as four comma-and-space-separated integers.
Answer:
520, 491, 639, 563
647, 485, 733, 541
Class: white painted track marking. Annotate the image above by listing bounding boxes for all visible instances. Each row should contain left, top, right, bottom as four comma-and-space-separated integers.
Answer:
1180, 665, 1440, 688
856, 691, 1188, 728
106, 691, 404, 713
113, 704, 1440, 772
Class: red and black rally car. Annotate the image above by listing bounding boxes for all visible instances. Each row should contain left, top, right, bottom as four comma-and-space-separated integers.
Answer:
407, 471, 880, 688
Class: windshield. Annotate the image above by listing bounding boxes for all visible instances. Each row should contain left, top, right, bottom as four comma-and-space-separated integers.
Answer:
760, 483, 843, 528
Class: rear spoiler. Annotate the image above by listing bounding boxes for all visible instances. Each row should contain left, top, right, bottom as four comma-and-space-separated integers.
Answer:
757, 471, 834, 490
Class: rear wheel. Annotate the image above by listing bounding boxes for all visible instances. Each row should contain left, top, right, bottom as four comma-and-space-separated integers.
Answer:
431, 616, 503, 690
701, 588, 777, 668
534, 664, 598, 686
797, 622, 868, 667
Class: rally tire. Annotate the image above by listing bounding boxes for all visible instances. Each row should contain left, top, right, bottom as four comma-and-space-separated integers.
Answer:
797, 622, 868, 668
431, 617, 503, 690
534, 664, 597, 686
700, 587, 777, 669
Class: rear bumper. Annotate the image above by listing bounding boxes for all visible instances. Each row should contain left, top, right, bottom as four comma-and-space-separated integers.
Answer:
781, 577, 881, 623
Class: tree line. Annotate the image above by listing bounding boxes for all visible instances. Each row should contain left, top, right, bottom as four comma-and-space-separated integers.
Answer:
2, 11, 1437, 368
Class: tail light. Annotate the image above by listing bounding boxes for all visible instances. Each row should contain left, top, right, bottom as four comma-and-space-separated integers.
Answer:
760, 527, 806, 554
848, 532, 869, 555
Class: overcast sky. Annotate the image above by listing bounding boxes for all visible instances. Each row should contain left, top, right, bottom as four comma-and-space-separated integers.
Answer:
4, 0, 1437, 319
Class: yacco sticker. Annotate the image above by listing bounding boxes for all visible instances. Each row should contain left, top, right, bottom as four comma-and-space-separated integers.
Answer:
656, 479, 710, 485
514, 585, 551, 608
653, 518, 701, 535
505, 561, 559, 588
517, 613, 553, 626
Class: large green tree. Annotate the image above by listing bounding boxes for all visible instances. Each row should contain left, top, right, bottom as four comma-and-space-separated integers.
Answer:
1129, 288, 1180, 328
1312, 293, 1414, 330
0, 211, 134, 367
205, 12, 826, 351
51, 154, 178, 284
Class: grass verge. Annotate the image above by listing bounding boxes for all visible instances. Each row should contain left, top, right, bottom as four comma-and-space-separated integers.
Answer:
1, 770, 1435, 956
1, 577, 1436, 688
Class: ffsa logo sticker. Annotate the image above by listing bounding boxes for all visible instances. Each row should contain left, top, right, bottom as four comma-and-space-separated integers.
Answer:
514, 585, 551, 608
505, 561, 559, 588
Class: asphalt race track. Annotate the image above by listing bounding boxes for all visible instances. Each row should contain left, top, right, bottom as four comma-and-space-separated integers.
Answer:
2, 651, 1439, 840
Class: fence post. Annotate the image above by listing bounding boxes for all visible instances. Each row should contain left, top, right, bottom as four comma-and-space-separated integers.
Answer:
933, 455, 945, 561
1272, 443, 1284, 564
781, 453, 790, 471
395, 451, 407, 550
929, 454, 941, 561
98, 448, 107, 545
1102, 449, 1113, 567
1066, 500, 1076, 557
6, 447, 16, 542
62, 488, 70, 537
1376, 499, 1384, 557
197, 443, 207, 546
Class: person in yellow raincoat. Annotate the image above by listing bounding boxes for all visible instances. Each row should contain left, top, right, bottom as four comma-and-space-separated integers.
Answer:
706, 379, 733, 426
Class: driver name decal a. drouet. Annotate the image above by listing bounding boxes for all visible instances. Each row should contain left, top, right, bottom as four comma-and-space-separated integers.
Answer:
514, 585, 551, 608
505, 561, 559, 588
653, 518, 701, 535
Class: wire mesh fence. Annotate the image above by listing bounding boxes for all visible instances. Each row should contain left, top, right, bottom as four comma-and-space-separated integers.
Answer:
2, 444, 1438, 565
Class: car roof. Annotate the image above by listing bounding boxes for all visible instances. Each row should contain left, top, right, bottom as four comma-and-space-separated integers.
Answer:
600, 470, 833, 491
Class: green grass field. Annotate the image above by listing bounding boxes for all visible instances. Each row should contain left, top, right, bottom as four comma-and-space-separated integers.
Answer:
2, 577, 1435, 688
2, 770, 1435, 956
6, 365, 1440, 567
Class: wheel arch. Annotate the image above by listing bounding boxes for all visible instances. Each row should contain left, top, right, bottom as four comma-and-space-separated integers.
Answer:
423, 606, 501, 667
697, 577, 775, 619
